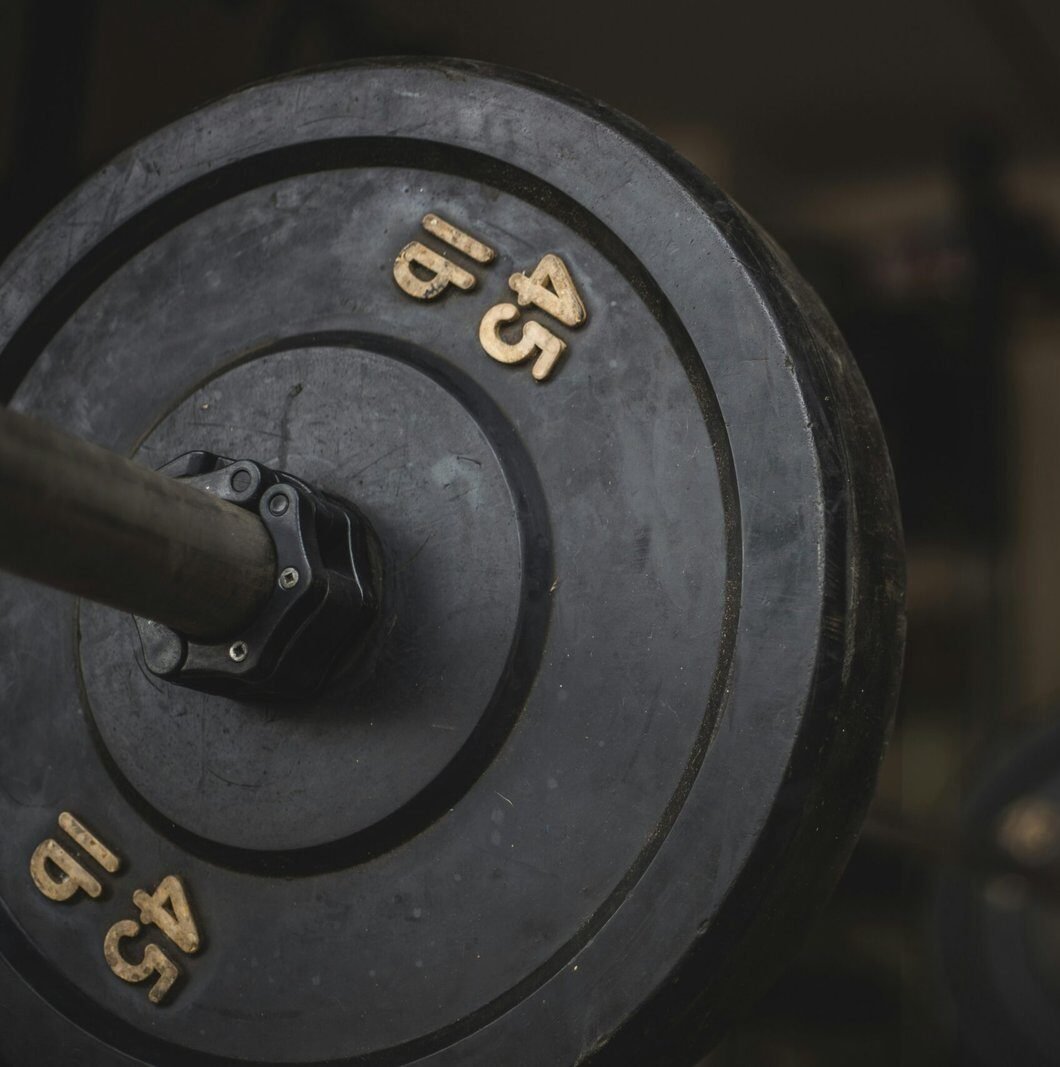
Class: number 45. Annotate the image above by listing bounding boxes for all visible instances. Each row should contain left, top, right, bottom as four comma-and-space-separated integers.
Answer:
104, 875, 200, 1004
479, 253, 587, 381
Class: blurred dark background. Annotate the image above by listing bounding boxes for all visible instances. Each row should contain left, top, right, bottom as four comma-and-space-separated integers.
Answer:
3, 2, 1060, 1063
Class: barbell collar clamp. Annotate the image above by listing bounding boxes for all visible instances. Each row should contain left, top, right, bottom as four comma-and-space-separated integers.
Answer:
135, 450, 383, 701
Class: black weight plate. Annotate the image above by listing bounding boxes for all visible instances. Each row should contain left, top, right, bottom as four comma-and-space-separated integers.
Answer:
0, 60, 904, 1066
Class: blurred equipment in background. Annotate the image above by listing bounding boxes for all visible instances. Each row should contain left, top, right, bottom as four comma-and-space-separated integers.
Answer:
937, 718, 1060, 1067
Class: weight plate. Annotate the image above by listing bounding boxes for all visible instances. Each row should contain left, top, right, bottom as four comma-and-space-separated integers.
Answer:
0, 60, 904, 1065
935, 720, 1060, 1067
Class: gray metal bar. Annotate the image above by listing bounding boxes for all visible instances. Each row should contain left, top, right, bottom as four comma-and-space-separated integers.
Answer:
0, 406, 276, 640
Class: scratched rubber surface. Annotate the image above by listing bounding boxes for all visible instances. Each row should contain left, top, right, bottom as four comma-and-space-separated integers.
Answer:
0, 61, 904, 1066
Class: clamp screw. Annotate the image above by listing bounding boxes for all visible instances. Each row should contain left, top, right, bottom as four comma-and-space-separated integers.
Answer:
279, 567, 300, 590
228, 640, 249, 662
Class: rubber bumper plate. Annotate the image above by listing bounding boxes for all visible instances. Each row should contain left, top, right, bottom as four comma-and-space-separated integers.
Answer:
0, 60, 904, 1067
